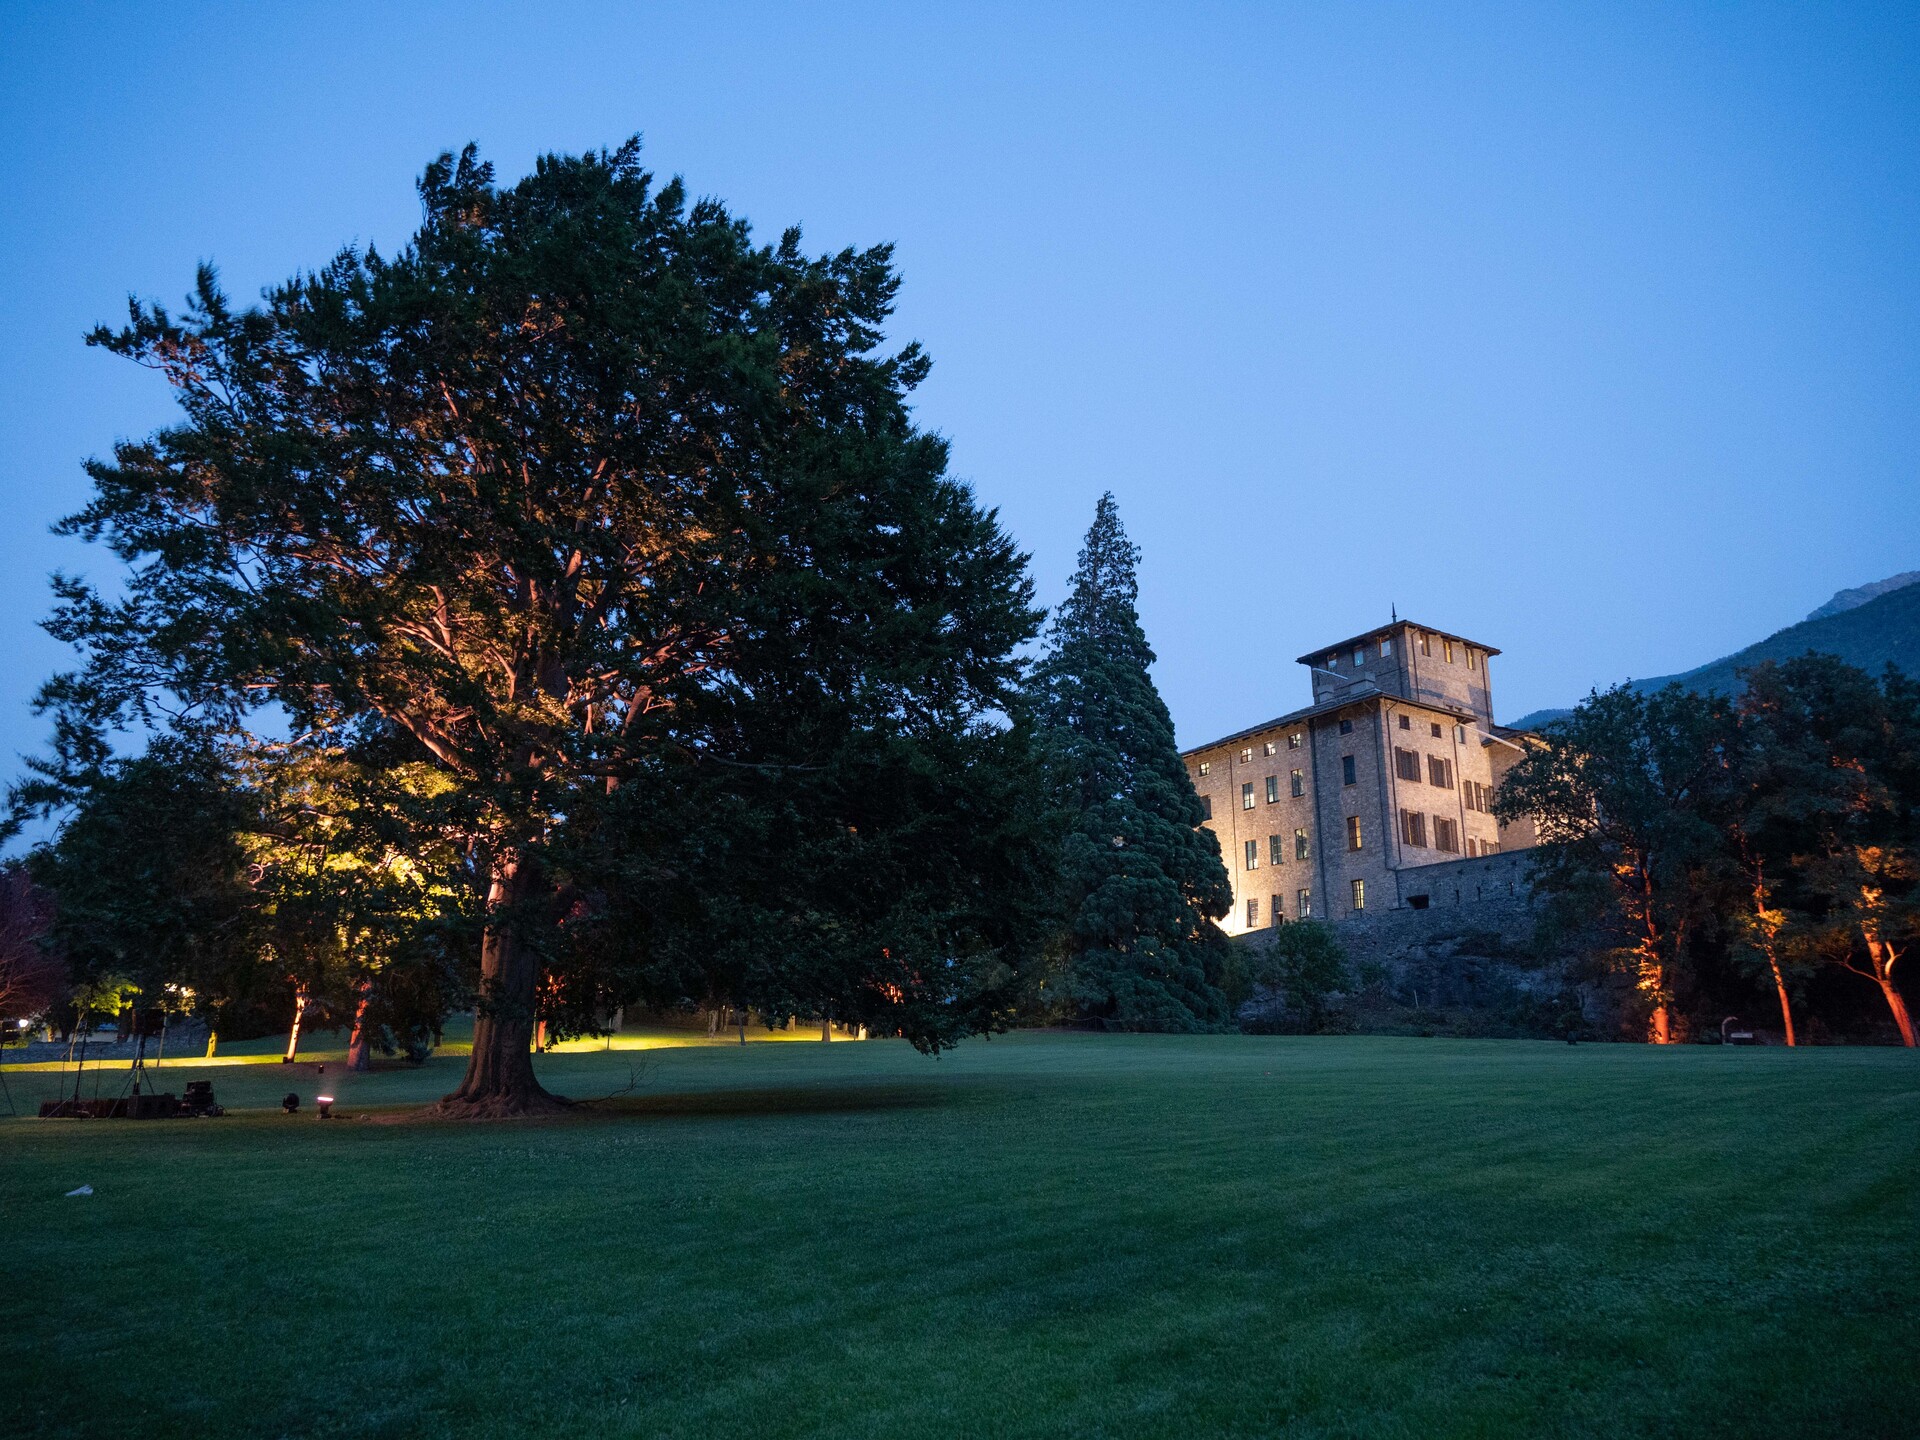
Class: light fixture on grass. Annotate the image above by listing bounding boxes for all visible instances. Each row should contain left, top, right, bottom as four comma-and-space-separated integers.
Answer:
317, 1095, 334, 1119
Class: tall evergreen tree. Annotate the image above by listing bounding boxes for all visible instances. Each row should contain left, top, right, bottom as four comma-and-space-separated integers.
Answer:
1032, 494, 1232, 1030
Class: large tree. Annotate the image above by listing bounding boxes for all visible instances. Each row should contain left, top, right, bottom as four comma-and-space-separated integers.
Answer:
41, 141, 1041, 1114
1031, 494, 1232, 1031
1495, 684, 1737, 1043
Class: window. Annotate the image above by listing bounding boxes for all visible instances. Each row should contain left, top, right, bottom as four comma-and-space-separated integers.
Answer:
1246, 897, 1260, 927
1342, 755, 1357, 786
1290, 769, 1305, 797
1295, 828, 1310, 860
1434, 816, 1459, 853
1419, 631, 1432, 657
1326, 653, 1340, 669
1456, 725, 1468, 743
1338, 719, 1354, 735
1244, 839, 1259, 870
1240, 747, 1253, 764
1465, 780, 1490, 813
1198, 761, 1210, 776
1430, 721, 1442, 739
1395, 748, 1421, 782
1443, 638, 1455, 663
1242, 782, 1256, 810
1483, 839, 1500, 855
1266, 775, 1280, 804
1399, 714, 1411, 731
1298, 888, 1312, 918
1352, 649, 1365, 666
1288, 732, 1303, 750
1351, 878, 1366, 910
1263, 741, 1277, 757
1467, 648, 1478, 671
1270, 894, 1282, 926
1380, 638, 1393, 657
1427, 756, 1453, 789
1465, 837, 1478, 858
1400, 809, 1427, 847
1198, 796, 1212, 820
1346, 815, 1363, 851
1269, 833, 1284, 864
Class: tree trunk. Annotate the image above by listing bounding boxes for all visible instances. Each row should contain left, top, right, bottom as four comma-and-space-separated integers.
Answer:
1863, 932, 1916, 1047
1764, 951, 1797, 1047
345, 979, 373, 1072
283, 989, 308, 1063
432, 850, 568, 1117
821, 1012, 831, 1043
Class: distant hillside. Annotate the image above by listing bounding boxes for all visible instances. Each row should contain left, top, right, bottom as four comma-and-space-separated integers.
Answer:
1510, 576, 1920, 731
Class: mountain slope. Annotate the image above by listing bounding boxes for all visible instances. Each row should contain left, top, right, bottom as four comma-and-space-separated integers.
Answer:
1511, 579, 1920, 731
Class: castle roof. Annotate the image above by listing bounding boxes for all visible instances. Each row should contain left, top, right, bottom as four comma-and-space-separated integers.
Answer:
1178, 689, 1485, 759
1295, 621, 1501, 666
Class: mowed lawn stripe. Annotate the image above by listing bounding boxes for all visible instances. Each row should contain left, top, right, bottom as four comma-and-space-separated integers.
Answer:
2, 1034, 1915, 1439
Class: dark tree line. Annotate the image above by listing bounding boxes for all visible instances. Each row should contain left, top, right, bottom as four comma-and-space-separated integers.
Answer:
1497, 655, 1920, 1045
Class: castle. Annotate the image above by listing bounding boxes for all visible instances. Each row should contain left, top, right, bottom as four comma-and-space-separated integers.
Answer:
1182, 620, 1538, 936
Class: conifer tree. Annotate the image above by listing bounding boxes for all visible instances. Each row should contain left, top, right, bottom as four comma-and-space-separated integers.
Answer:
1032, 494, 1233, 1030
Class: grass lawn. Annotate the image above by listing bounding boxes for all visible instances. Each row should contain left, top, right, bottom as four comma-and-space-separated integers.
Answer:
3, 1032, 1916, 1439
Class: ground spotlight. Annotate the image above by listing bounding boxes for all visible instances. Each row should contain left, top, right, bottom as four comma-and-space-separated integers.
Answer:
317, 1094, 334, 1118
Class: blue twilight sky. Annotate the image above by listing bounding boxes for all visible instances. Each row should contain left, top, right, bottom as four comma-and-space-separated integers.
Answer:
2, 2, 1917, 774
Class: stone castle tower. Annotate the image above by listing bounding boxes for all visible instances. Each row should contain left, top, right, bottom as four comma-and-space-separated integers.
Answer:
1181, 620, 1537, 936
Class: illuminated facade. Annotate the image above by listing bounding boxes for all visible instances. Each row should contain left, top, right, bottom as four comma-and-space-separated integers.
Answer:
1181, 620, 1537, 936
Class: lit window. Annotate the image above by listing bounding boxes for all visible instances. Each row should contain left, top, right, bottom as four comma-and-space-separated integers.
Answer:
1263, 741, 1277, 757
1295, 828, 1310, 860
1298, 887, 1312, 918
1467, 648, 1477, 671
1288, 732, 1303, 750
1246, 897, 1260, 927
1342, 755, 1357, 786
1351, 878, 1366, 910
1242, 782, 1256, 810
1269, 833, 1284, 864
1380, 638, 1393, 657
1244, 839, 1259, 870
1443, 639, 1455, 663
1265, 775, 1280, 804
1290, 769, 1305, 797
1338, 719, 1354, 735
1419, 632, 1432, 657
1240, 747, 1253, 764
1198, 796, 1212, 820
1346, 816, 1363, 851
1198, 761, 1210, 776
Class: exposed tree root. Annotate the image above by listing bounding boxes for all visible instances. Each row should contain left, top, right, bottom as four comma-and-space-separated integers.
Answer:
423, 1087, 574, 1121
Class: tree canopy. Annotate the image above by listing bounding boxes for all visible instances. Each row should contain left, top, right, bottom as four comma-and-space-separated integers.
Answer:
34, 140, 1046, 1112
